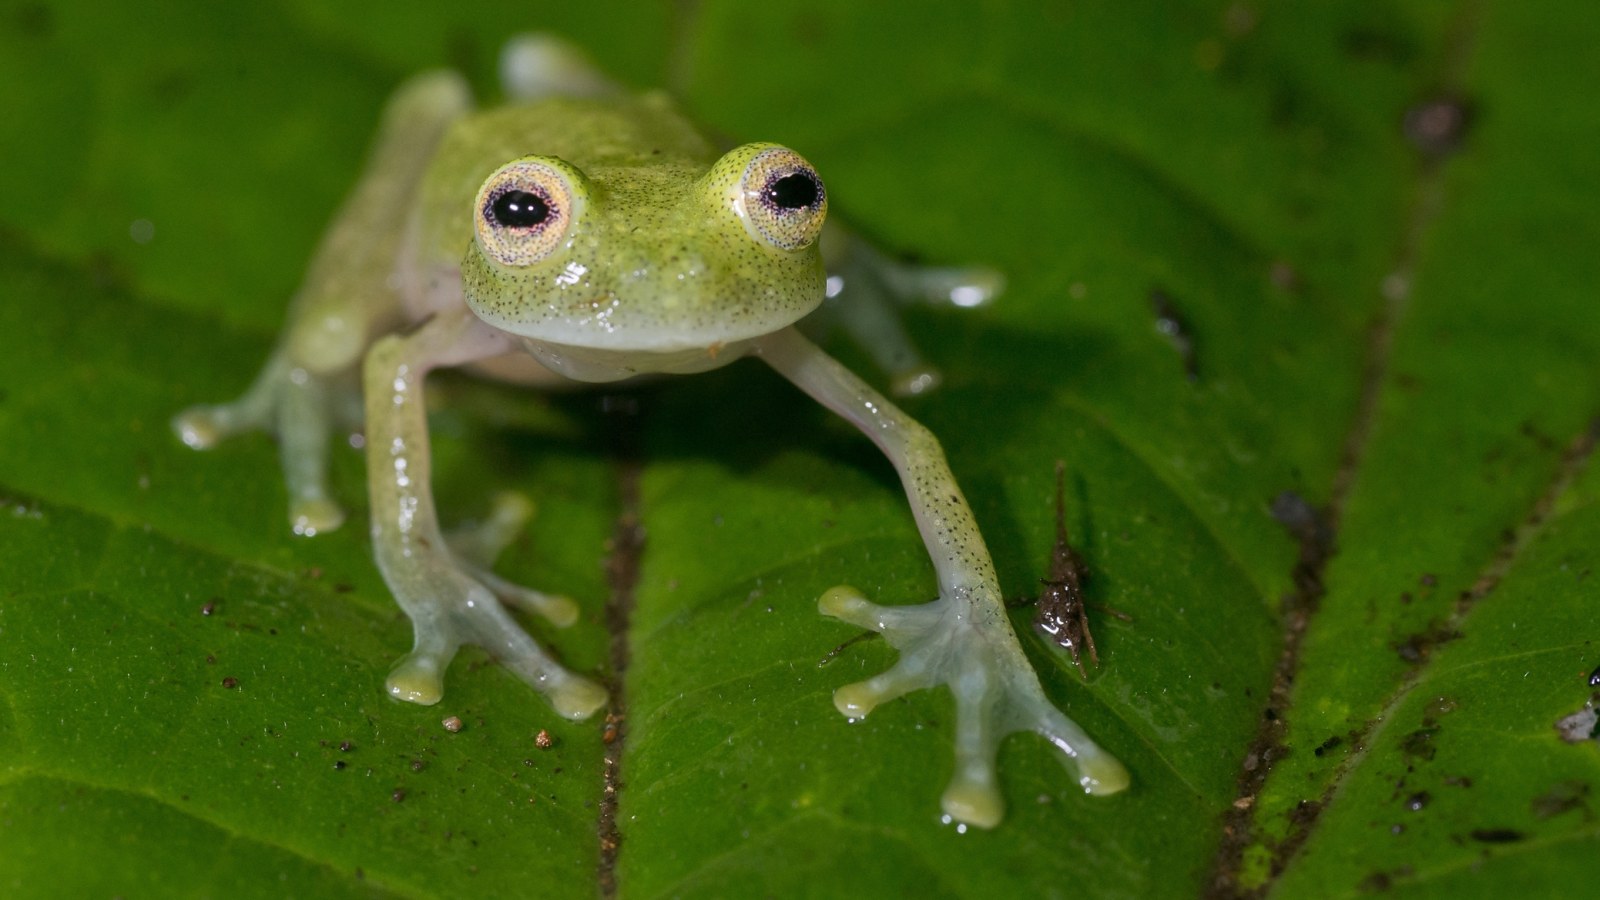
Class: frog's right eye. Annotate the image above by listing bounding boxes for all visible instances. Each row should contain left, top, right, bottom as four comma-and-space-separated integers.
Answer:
473, 158, 585, 267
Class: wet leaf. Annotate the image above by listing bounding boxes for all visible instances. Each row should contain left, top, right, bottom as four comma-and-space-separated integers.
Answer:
1, 1, 1595, 897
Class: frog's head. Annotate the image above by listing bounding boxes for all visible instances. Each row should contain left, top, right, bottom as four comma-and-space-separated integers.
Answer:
460, 142, 827, 353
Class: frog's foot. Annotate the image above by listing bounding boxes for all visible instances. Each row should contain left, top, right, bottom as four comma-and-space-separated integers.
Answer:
384, 499, 597, 718
173, 352, 349, 536
384, 578, 605, 719
819, 585, 1128, 828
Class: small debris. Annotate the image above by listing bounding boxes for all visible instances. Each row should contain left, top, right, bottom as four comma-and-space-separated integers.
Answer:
221, 676, 239, 689
1150, 288, 1199, 381
442, 716, 464, 733
1468, 828, 1524, 844
1269, 492, 1336, 597
1531, 780, 1590, 820
410, 759, 426, 772
391, 788, 407, 803
1268, 260, 1302, 292
1555, 694, 1600, 744
1393, 620, 1462, 664
602, 713, 622, 745
1403, 96, 1473, 158
817, 630, 879, 666
1031, 462, 1130, 678
1400, 728, 1438, 763
534, 729, 555, 750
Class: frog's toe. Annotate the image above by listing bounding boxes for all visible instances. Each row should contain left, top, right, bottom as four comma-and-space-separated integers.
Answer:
818, 584, 942, 634
941, 776, 1004, 830
290, 496, 345, 537
889, 365, 942, 398
476, 570, 580, 628
833, 656, 937, 718
387, 649, 452, 705
1035, 705, 1130, 796
548, 677, 609, 720
171, 406, 226, 449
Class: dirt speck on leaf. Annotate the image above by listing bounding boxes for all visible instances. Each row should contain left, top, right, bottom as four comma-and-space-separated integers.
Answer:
1531, 780, 1591, 820
1555, 695, 1600, 744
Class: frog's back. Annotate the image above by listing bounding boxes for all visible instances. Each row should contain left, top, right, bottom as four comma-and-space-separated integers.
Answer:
415, 93, 716, 263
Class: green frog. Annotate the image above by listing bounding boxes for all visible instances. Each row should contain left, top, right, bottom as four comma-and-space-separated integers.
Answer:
173, 35, 1126, 828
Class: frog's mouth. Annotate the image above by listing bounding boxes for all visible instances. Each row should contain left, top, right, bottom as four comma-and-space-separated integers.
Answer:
461, 253, 827, 353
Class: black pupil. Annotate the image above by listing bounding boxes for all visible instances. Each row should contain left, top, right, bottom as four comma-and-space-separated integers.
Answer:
767, 173, 819, 210
491, 190, 550, 228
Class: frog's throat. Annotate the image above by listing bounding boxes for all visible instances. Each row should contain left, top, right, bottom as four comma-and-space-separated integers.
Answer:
513, 334, 762, 383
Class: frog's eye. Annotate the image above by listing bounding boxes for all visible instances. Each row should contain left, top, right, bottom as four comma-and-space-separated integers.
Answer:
737, 147, 827, 251
473, 157, 585, 267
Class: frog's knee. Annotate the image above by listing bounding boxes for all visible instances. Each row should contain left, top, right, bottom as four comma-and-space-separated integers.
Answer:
500, 33, 617, 102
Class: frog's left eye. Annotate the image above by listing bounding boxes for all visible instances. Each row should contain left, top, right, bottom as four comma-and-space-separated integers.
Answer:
473, 157, 585, 267
738, 147, 828, 251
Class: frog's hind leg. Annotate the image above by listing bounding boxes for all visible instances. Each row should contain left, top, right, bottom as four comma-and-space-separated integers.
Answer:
500, 33, 622, 102
172, 70, 472, 537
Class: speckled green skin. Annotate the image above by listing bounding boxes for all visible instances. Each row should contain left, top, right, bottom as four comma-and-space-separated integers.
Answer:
418, 100, 825, 352
171, 35, 1125, 828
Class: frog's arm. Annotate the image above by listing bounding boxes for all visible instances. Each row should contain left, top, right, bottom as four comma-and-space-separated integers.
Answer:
753, 326, 1127, 828
810, 224, 1004, 397
363, 307, 606, 719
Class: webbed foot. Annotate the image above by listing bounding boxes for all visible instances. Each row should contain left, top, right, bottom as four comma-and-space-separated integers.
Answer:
383, 493, 602, 719
819, 584, 1127, 828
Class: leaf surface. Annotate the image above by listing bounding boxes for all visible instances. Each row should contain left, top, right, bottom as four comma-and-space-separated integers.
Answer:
0, 2, 1595, 897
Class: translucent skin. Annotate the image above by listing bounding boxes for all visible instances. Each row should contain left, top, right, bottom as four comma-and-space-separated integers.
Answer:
172, 34, 1120, 828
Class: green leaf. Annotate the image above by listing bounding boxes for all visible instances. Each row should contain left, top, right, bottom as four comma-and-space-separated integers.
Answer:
1, 1, 1595, 897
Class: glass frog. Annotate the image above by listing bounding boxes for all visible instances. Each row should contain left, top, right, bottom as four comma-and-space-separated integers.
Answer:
173, 35, 1127, 828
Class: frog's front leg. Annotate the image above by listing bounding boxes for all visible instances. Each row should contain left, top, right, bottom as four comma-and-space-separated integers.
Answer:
812, 226, 1004, 397
364, 308, 606, 719
754, 327, 1127, 828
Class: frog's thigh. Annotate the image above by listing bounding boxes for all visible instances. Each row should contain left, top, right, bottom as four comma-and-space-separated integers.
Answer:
285, 70, 473, 376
